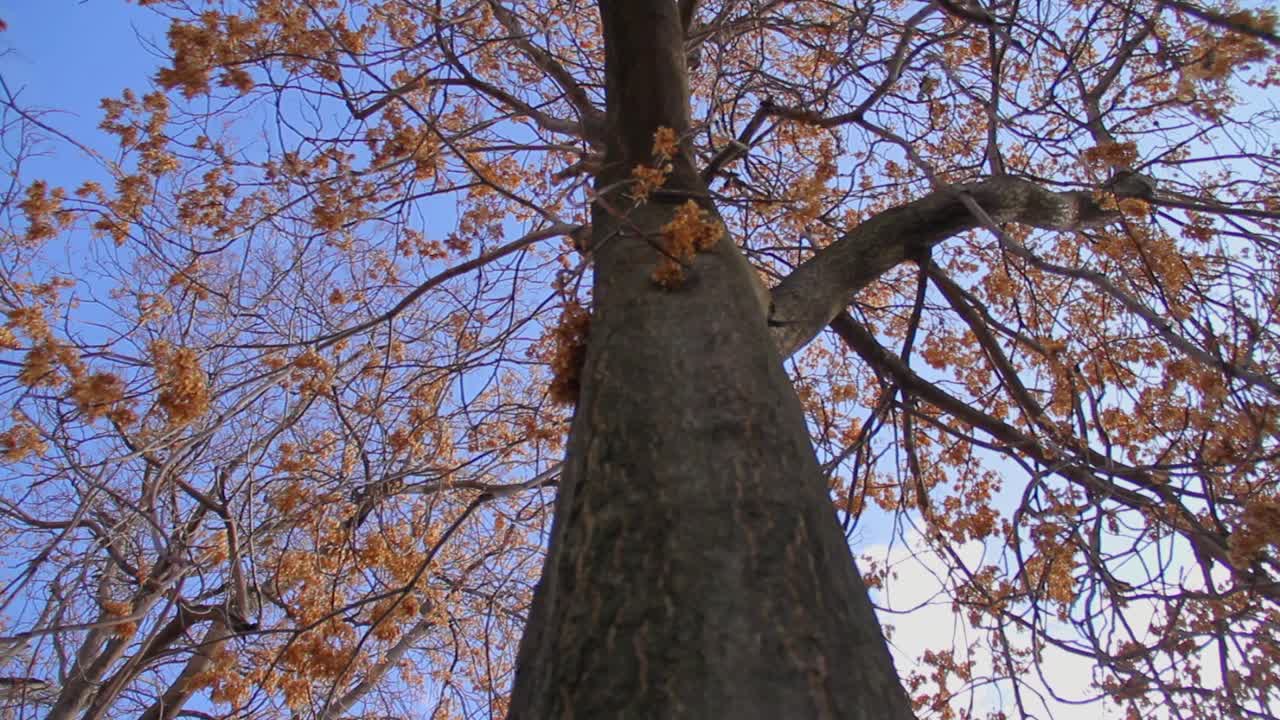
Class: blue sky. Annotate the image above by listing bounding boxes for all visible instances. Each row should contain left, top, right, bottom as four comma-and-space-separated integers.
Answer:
2, 1, 167, 178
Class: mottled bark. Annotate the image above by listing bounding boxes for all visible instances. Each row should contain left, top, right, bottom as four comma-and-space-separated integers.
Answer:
508, 3, 915, 719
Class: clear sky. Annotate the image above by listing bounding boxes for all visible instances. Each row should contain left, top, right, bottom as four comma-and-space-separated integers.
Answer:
1, 1, 167, 180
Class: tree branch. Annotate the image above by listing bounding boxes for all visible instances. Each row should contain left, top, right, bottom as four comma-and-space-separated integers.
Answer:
826, 311, 1249, 587
1158, 0, 1280, 49
484, 0, 606, 139
770, 177, 1120, 358
679, 0, 699, 34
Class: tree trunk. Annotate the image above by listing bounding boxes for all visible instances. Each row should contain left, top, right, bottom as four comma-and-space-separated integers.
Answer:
507, 4, 916, 718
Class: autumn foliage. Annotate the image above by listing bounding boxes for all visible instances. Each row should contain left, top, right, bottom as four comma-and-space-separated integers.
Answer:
1, 0, 1279, 718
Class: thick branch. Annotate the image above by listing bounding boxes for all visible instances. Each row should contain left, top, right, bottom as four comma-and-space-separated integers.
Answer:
318, 612, 437, 720
1158, 0, 1280, 49
83, 602, 251, 720
136, 621, 230, 720
770, 177, 1119, 358
679, 0, 699, 33
595, 1, 700, 191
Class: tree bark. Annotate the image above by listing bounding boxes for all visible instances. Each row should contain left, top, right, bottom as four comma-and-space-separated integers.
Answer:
507, 4, 915, 719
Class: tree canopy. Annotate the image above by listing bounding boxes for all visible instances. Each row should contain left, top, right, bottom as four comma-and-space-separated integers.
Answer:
1, 0, 1279, 718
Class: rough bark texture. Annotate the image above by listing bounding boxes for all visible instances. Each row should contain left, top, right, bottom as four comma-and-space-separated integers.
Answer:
507, 4, 916, 719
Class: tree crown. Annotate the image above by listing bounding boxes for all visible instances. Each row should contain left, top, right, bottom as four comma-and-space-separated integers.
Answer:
1, 0, 1279, 718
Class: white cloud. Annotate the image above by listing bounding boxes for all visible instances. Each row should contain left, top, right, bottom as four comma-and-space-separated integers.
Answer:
863, 531, 1130, 720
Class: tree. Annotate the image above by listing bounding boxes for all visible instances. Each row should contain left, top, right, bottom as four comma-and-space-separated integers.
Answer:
0, 0, 1278, 718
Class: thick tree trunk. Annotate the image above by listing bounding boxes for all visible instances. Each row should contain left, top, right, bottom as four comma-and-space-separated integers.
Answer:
507, 4, 916, 719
